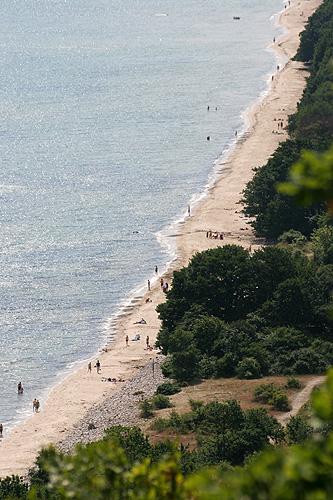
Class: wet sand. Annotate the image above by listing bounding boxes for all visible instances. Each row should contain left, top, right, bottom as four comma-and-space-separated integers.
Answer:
0, 0, 322, 479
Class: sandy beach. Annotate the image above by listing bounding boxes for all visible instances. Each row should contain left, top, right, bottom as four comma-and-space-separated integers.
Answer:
0, 0, 322, 478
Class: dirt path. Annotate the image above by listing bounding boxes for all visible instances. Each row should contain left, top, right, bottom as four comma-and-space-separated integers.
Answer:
277, 376, 325, 426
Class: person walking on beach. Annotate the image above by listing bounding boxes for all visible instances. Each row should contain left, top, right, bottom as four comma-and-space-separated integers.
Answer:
155, 266, 158, 273
160, 278, 163, 288
146, 335, 149, 349
126, 335, 129, 346
88, 362, 92, 373
188, 205, 191, 216
96, 360, 101, 373
35, 400, 40, 412
0, 424, 3, 437
148, 279, 150, 291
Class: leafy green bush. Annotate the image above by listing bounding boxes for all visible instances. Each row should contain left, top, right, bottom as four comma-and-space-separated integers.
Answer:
139, 399, 154, 419
291, 348, 328, 374
189, 399, 204, 412
286, 415, 313, 444
278, 229, 307, 245
155, 381, 181, 396
198, 354, 217, 379
254, 382, 276, 402
151, 394, 174, 410
152, 417, 172, 433
160, 357, 174, 378
215, 353, 237, 378
269, 391, 290, 411
311, 224, 333, 265
285, 376, 301, 389
254, 383, 290, 411
236, 357, 262, 379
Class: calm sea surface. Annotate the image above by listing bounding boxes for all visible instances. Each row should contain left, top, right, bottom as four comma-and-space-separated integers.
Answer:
0, 0, 285, 434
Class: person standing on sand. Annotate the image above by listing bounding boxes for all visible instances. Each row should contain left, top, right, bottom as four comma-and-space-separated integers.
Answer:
146, 335, 149, 349
148, 279, 150, 291
188, 205, 190, 216
35, 400, 40, 412
126, 335, 129, 346
96, 360, 101, 373
0, 424, 3, 436
155, 266, 158, 273
88, 362, 92, 373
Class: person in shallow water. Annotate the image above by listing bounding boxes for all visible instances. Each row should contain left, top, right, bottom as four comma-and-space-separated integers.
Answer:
33, 399, 38, 412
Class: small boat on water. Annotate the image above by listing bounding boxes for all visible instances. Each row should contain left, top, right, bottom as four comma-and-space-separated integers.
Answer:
233, 16, 240, 20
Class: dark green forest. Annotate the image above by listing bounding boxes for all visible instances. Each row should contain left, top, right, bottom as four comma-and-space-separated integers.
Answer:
241, 0, 333, 238
2, 1, 333, 498
156, 244, 333, 381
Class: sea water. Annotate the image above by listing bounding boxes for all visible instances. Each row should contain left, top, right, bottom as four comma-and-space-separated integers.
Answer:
0, 0, 286, 435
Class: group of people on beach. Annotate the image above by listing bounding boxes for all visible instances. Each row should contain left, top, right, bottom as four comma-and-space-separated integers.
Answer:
33, 398, 40, 412
272, 117, 285, 134
87, 360, 101, 373
148, 266, 171, 293
206, 231, 224, 240
161, 279, 169, 293
101, 377, 125, 383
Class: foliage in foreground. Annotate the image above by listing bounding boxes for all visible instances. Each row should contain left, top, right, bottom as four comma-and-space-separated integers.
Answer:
278, 146, 333, 214
10, 369, 333, 500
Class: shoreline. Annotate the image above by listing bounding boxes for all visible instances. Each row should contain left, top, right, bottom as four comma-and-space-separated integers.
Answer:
0, 0, 322, 478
